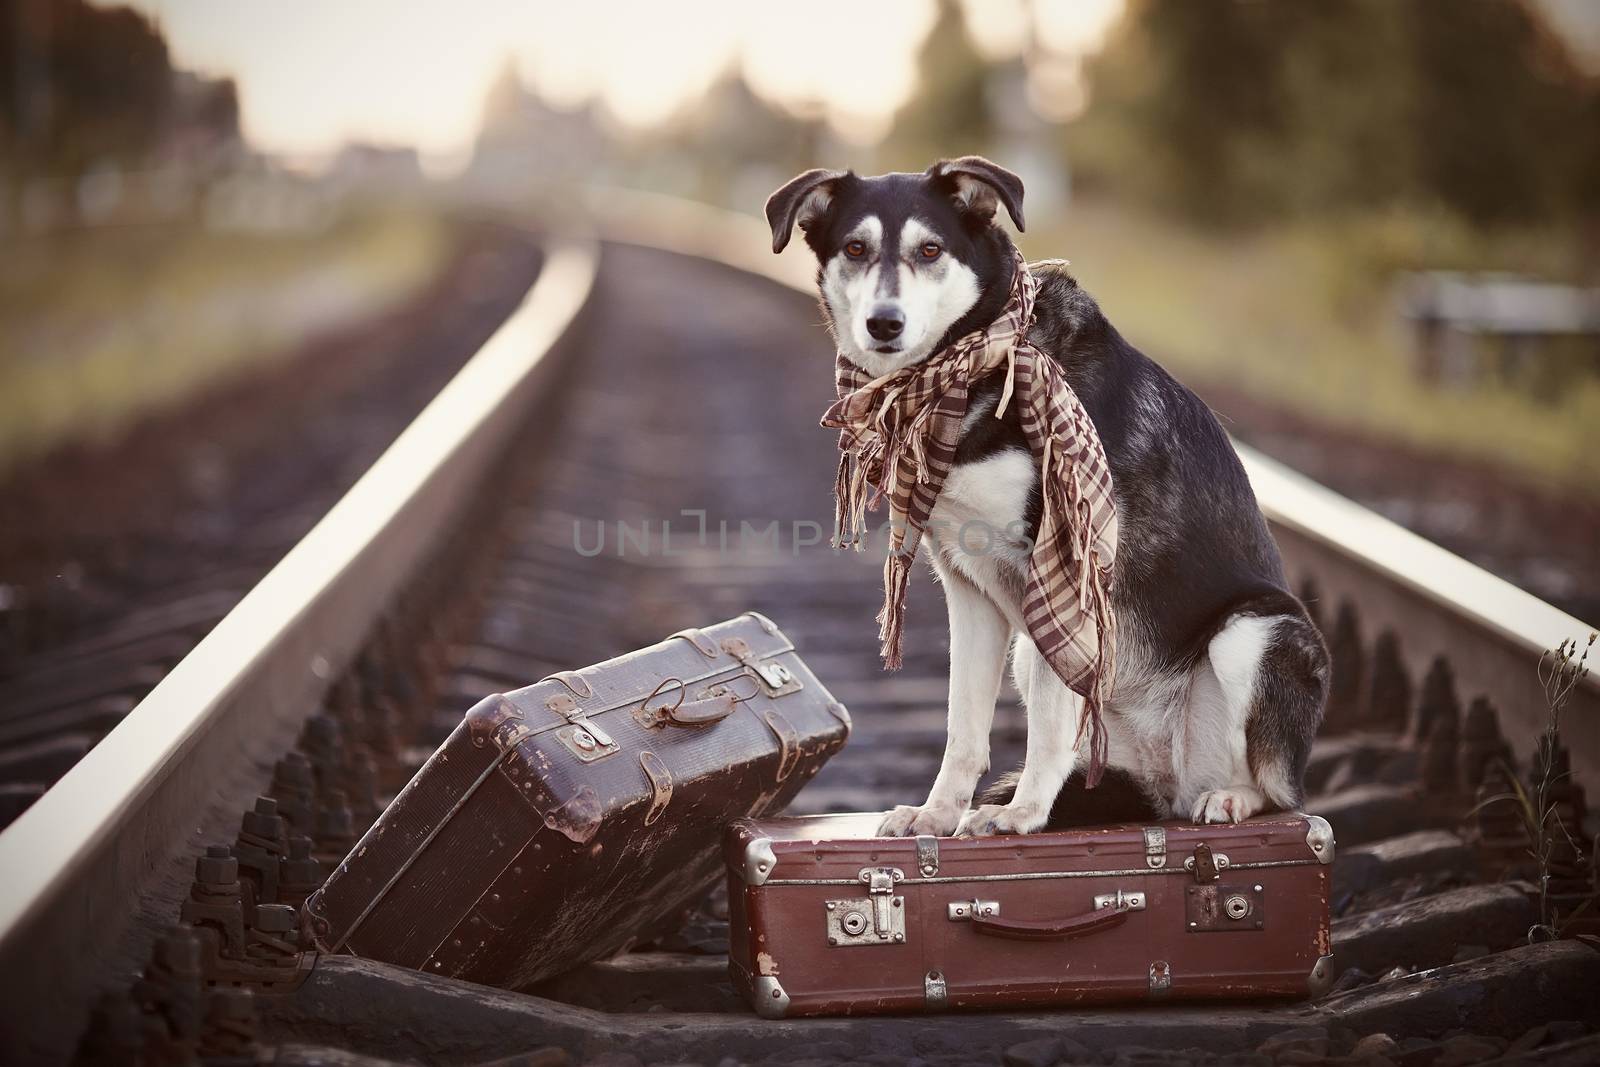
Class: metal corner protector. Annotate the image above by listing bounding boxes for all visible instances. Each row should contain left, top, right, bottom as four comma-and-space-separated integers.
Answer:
1308, 953, 1335, 997
744, 836, 777, 886
1303, 814, 1335, 865
753, 975, 790, 1018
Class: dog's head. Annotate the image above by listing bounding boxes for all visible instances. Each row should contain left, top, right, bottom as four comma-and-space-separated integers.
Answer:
766, 157, 1025, 377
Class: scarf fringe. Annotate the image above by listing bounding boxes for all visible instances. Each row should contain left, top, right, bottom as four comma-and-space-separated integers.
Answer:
877, 551, 912, 669
1074, 556, 1117, 788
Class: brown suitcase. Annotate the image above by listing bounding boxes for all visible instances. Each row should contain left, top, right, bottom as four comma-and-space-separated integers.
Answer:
724, 811, 1334, 1017
304, 612, 850, 988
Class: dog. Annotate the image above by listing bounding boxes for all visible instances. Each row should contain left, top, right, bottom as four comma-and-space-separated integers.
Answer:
766, 157, 1329, 836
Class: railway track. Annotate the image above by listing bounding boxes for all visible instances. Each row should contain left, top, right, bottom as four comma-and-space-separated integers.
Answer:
1, 200, 1597, 1066
0, 224, 544, 827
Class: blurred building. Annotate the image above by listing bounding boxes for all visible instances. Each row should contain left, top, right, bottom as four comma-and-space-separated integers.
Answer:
459, 63, 615, 206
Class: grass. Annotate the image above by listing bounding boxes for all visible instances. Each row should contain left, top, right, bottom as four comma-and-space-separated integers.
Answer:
0, 210, 450, 474
1026, 194, 1600, 499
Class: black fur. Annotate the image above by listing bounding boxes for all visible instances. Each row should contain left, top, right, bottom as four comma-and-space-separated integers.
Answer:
980, 767, 1164, 827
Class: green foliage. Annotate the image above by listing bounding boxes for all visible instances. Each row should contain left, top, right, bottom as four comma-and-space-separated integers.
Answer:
1030, 196, 1600, 497
0, 212, 448, 472
0, 0, 238, 180
1078, 0, 1599, 234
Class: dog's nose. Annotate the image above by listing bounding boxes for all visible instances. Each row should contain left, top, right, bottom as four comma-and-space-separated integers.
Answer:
866, 307, 905, 342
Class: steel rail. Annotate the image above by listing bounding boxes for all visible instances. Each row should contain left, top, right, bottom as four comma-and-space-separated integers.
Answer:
0, 226, 600, 1063
586, 189, 1599, 793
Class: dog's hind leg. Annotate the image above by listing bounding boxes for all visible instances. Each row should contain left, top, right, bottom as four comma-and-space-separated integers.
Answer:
1187, 604, 1328, 824
878, 568, 1010, 837
958, 639, 1083, 836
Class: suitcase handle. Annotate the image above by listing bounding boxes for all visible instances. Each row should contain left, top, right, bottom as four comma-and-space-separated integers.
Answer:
639, 677, 740, 728
666, 692, 738, 726
969, 904, 1133, 942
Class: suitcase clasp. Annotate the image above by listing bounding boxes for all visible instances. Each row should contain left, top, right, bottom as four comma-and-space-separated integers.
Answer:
722, 638, 803, 697
547, 692, 620, 761
824, 867, 907, 947
1184, 844, 1230, 883
863, 866, 905, 937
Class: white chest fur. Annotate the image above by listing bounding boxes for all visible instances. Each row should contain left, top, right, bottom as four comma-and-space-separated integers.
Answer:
925, 447, 1037, 628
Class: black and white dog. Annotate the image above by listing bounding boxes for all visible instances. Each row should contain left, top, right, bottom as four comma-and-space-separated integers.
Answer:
767, 157, 1329, 836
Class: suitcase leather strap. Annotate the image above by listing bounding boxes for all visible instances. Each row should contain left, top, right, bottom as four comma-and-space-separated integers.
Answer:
970, 904, 1133, 942
635, 676, 741, 728
669, 628, 722, 658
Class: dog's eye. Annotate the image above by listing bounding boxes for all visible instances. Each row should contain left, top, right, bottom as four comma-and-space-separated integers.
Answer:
920, 242, 942, 260
844, 241, 866, 259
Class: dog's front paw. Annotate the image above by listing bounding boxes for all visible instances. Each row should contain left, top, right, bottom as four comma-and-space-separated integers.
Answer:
1190, 786, 1266, 825
877, 802, 964, 837
955, 802, 1046, 837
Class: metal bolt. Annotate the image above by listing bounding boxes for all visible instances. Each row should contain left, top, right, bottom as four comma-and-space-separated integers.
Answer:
894, 933, 905, 942
196, 848, 238, 886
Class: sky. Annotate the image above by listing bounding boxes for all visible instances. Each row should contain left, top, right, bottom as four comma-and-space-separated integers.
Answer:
110, 0, 1124, 175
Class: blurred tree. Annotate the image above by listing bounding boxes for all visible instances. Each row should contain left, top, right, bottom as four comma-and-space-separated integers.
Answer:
882, 0, 994, 168
1403, 0, 1593, 225
1077, 0, 1598, 232
1, 0, 174, 177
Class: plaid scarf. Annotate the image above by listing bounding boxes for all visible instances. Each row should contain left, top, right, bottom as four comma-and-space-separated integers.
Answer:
820, 250, 1119, 786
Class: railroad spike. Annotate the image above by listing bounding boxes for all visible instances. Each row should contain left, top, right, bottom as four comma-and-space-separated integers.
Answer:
132, 925, 205, 1065
1458, 697, 1513, 794
1298, 576, 1324, 636
233, 798, 288, 911
1363, 629, 1411, 734
276, 836, 323, 912
1419, 703, 1460, 795
73, 990, 145, 1067
1413, 656, 1460, 747
313, 788, 357, 863
180, 845, 247, 959
1324, 600, 1365, 735
197, 987, 259, 1061
268, 752, 316, 833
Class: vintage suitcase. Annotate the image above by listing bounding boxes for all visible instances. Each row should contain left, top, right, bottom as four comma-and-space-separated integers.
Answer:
724, 811, 1334, 1017
305, 612, 850, 988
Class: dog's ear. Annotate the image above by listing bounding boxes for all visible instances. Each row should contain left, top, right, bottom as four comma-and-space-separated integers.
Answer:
765, 168, 848, 254
928, 156, 1025, 232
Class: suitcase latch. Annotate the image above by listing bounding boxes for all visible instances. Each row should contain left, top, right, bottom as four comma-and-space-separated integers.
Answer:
722, 638, 803, 697
1185, 844, 1230, 883
1186, 883, 1265, 932
548, 692, 619, 762
823, 867, 906, 947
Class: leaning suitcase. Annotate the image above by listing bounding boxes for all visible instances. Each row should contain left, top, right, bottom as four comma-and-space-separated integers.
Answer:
724, 811, 1334, 1017
304, 612, 850, 988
